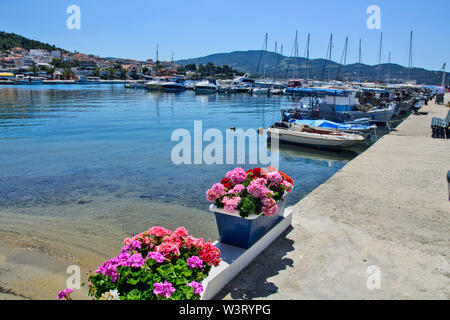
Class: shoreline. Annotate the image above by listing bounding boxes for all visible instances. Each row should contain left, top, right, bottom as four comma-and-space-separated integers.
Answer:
0, 200, 218, 300
0, 80, 127, 85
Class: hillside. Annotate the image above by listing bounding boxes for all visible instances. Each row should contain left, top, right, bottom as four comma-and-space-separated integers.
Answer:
0, 31, 66, 52
176, 50, 448, 85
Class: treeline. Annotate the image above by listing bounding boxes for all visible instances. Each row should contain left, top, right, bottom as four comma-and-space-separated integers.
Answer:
178, 62, 244, 79
0, 31, 65, 52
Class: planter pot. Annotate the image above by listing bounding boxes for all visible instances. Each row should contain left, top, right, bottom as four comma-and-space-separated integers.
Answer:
209, 205, 283, 249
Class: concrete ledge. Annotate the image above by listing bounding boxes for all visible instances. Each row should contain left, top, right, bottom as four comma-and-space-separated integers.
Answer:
201, 209, 293, 300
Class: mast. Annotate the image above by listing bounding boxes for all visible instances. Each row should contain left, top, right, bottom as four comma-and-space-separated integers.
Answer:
328, 34, 333, 81
377, 32, 383, 82
305, 33, 310, 83
274, 41, 278, 80
358, 39, 362, 82
284, 30, 298, 80
336, 37, 348, 81
387, 51, 391, 85
156, 44, 159, 64
294, 31, 300, 79
263, 33, 268, 80
280, 44, 283, 80
321, 33, 333, 82
442, 63, 447, 88
255, 32, 268, 79
408, 31, 413, 81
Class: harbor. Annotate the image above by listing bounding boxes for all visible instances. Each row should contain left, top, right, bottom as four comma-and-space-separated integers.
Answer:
0, 0, 449, 304
216, 94, 450, 300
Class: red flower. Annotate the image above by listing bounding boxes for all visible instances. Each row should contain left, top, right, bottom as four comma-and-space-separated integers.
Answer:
279, 171, 294, 185
199, 243, 221, 267
247, 168, 267, 180
221, 178, 232, 189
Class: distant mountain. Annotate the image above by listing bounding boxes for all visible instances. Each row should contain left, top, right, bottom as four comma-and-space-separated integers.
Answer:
176, 50, 448, 85
0, 31, 66, 53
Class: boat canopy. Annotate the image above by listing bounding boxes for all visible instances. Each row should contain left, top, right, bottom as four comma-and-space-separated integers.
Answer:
359, 87, 389, 93
286, 87, 351, 96
292, 119, 372, 131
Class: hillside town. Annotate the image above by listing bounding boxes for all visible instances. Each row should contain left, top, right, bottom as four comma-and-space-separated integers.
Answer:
0, 47, 185, 81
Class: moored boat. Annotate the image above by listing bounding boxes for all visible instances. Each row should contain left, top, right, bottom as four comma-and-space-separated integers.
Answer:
267, 123, 366, 149
195, 80, 217, 93
161, 81, 186, 92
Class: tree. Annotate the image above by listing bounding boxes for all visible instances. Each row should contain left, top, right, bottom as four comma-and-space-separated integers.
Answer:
63, 67, 74, 79
106, 68, 115, 80
93, 67, 101, 77
120, 68, 128, 79
30, 65, 39, 76
185, 64, 197, 72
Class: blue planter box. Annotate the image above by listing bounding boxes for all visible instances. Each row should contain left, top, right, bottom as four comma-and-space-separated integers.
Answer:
210, 205, 283, 249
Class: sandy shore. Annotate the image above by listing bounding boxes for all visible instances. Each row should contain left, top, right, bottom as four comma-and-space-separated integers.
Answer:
0, 200, 217, 300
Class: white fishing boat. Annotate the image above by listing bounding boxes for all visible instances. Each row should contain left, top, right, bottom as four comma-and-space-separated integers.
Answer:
251, 87, 269, 95
145, 78, 165, 91
232, 74, 254, 92
161, 81, 186, 92
397, 99, 415, 113
195, 80, 217, 93
267, 124, 365, 148
14, 75, 44, 84
218, 84, 238, 94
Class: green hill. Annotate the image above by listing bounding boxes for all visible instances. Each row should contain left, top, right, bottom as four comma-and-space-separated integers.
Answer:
176, 50, 449, 85
0, 31, 66, 52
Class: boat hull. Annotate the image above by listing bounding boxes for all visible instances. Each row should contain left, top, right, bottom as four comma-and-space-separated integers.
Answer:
318, 104, 395, 124
195, 87, 217, 94
267, 128, 364, 148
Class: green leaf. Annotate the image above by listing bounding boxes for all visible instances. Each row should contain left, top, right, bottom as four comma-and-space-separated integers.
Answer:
126, 289, 142, 300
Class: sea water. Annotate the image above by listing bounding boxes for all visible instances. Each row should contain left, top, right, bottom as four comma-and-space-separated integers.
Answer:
0, 84, 363, 240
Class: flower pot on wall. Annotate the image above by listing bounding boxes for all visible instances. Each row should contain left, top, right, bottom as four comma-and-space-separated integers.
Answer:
206, 167, 294, 249
210, 205, 283, 249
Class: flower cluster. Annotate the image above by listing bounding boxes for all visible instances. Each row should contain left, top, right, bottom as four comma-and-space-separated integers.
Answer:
206, 167, 294, 218
57, 288, 73, 300
81, 226, 220, 301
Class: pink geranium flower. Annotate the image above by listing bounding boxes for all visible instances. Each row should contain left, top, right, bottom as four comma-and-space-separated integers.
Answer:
225, 167, 248, 185
261, 197, 278, 216
153, 281, 175, 299
187, 281, 204, 295
57, 288, 73, 300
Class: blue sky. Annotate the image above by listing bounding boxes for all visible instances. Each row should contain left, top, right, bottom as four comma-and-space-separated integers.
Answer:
1, 0, 449, 70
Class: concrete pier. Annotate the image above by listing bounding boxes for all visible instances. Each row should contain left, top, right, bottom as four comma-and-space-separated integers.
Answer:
217, 95, 450, 300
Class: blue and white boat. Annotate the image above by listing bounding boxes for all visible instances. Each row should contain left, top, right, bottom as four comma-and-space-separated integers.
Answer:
289, 119, 377, 136
285, 88, 396, 124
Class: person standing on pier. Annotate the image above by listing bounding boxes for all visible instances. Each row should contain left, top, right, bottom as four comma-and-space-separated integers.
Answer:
436, 86, 444, 104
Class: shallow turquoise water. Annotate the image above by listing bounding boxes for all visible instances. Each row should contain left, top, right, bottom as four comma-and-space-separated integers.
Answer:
0, 84, 359, 237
